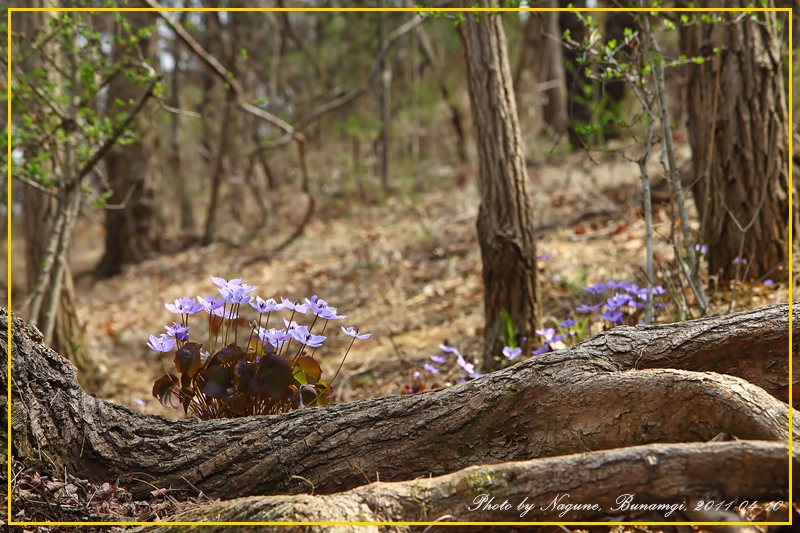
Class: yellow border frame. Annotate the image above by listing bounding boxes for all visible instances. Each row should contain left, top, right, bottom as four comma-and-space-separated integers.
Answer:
5, 5, 793, 528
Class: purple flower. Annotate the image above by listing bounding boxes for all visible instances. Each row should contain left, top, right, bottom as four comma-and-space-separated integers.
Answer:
583, 282, 608, 295
210, 276, 257, 294
651, 285, 666, 295
576, 303, 602, 313
694, 244, 708, 255
559, 318, 576, 328
281, 298, 310, 314
197, 295, 225, 313
133, 398, 146, 406
166, 297, 203, 315
250, 296, 284, 314
219, 286, 252, 306
258, 327, 291, 349
536, 328, 563, 344
532, 345, 550, 355
439, 344, 461, 357
341, 326, 371, 340
624, 284, 641, 294
552, 274, 562, 284
537, 253, 551, 260
606, 293, 631, 309
413, 371, 420, 381
503, 346, 522, 361
305, 295, 332, 316
764, 279, 775, 287
319, 307, 346, 320
600, 310, 623, 324
606, 280, 631, 290
733, 257, 747, 265
430, 355, 447, 364
164, 322, 190, 342
423, 363, 439, 374
291, 328, 327, 348
147, 334, 176, 353
211, 307, 238, 319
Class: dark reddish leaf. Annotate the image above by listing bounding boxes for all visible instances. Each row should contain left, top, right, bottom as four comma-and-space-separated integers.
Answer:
208, 343, 246, 367
253, 354, 294, 398
199, 366, 235, 399
314, 379, 333, 406
174, 342, 203, 377
152, 374, 180, 409
295, 355, 322, 385
234, 360, 258, 396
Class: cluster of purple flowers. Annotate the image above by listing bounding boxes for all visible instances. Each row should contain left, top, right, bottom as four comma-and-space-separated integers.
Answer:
576, 280, 666, 325
416, 343, 483, 385
147, 276, 370, 357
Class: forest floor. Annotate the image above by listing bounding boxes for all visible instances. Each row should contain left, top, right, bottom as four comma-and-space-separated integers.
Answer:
7, 136, 792, 419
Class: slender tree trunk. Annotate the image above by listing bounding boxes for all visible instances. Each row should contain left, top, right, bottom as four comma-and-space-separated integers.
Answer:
169, 9, 194, 232
379, 4, 391, 191
414, 23, 469, 164
202, 11, 238, 245
456, 1, 541, 370
678, 3, 794, 282
18, 5, 96, 385
96, 6, 163, 278
558, 0, 594, 149
602, 12, 635, 140
531, 2, 568, 133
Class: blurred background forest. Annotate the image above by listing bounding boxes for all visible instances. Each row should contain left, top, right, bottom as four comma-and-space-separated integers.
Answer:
2, 1, 797, 420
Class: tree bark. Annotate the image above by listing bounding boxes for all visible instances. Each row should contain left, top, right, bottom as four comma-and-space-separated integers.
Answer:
558, 0, 593, 149
5, 304, 795, 501
530, 3, 568, 134
18, 5, 96, 386
414, 22, 469, 164
127, 440, 794, 529
678, 3, 794, 282
95, 6, 163, 278
455, 1, 541, 370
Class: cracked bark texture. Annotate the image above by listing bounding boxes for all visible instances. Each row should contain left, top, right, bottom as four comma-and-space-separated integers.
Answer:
677, 3, 794, 281
3, 304, 794, 501
127, 440, 794, 530
455, 1, 541, 370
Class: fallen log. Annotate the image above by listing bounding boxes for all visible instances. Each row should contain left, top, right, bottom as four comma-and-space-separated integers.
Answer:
127, 440, 793, 529
2, 304, 794, 500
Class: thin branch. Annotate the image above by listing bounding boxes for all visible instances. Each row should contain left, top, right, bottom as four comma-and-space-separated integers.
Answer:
144, 0, 301, 141
248, 11, 430, 157
73, 75, 162, 188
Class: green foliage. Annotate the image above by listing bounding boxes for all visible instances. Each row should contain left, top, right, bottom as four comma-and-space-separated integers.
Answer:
8, 6, 158, 203
500, 308, 516, 349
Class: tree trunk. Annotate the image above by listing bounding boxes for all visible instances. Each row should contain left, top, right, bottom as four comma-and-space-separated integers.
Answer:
455, 1, 541, 370
378, 4, 391, 191
531, 2, 568, 134
678, 3, 794, 282
126, 440, 794, 528
558, 0, 593, 149
602, 12, 635, 140
169, 8, 194, 232
96, 7, 163, 278
5, 304, 795, 502
414, 22, 469, 164
18, 6, 96, 386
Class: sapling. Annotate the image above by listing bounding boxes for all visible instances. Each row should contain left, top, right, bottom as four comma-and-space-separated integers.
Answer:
146, 276, 370, 419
